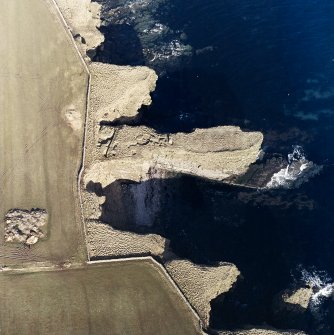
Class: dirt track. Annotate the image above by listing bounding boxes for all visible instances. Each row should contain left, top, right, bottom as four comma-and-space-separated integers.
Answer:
0, 0, 88, 264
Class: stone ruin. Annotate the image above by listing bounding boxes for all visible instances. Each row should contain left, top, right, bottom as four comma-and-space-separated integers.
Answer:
4, 208, 48, 245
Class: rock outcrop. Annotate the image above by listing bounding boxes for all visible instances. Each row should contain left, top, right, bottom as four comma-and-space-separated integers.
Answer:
82, 64, 263, 240
53, 2, 272, 333
282, 287, 313, 310
55, 0, 104, 58
80, 35, 266, 335
95, 0, 193, 73
166, 260, 240, 327
86, 220, 169, 259
272, 287, 313, 330
90, 63, 158, 124
84, 125, 263, 187
4, 209, 48, 245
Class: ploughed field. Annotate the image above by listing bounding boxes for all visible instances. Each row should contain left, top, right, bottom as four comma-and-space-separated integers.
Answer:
0, 0, 88, 264
0, 259, 201, 335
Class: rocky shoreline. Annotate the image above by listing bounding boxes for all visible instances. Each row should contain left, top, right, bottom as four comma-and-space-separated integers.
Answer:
54, 1, 308, 334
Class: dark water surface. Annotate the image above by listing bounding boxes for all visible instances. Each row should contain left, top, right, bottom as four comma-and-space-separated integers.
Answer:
95, 0, 334, 333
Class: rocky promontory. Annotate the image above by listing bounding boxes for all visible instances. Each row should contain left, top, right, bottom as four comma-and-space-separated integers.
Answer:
51, 2, 306, 335
90, 62, 158, 124
166, 260, 240, 327
85, 125, 263, 187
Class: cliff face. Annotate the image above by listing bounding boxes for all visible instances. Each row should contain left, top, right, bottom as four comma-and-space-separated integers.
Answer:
83, 123, 263, 234
54, 0, 104, 58
81, 57, 263, 277
166, 260, 240, 327
86, 220, 168, 259
52, 2, 309, 335
89, 63, 158, 124
85, 125, 263, 187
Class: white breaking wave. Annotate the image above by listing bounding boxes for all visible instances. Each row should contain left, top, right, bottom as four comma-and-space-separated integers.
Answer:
142, 23, 168, 35
300, 268, 334, 315
145, 39, 192, 63
266, 145, 322, 189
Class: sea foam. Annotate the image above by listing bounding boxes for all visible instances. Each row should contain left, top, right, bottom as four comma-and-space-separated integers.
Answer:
299, 268, 334, 316
266, 145, 322, 189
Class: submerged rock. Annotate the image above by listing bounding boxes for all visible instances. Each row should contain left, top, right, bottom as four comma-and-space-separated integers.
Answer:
94, 0, 193, 73
233, 145, 322, 190
266, 146, 322, 190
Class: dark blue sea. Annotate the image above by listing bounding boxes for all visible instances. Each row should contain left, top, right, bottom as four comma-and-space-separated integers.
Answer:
95, 0, 334, 333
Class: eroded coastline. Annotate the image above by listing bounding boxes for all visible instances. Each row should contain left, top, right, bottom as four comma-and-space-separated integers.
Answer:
0, 1, 206, 334
55, 1, 311, 334
0, 0, 316, 333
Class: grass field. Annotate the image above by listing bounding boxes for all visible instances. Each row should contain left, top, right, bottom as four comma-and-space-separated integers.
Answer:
0, 259, 202, 335
0, 2, 203, 334
0, 0, 88, 264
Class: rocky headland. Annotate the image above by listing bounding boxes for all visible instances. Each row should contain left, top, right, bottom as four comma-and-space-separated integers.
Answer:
85, 125, 263, 187
165, 260, 240, 327
54, 1, 309, 334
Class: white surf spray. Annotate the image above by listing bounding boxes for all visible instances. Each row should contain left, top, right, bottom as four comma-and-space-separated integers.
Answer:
299, 268, 334, 320
266, 145, 322, 189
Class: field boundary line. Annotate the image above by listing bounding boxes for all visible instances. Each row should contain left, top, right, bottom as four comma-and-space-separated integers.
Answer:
47, 0, 91, 262
43, 2, 205, 332
89, 256, 204, 330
